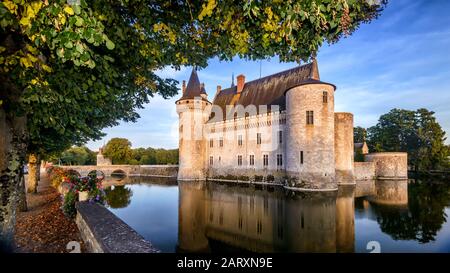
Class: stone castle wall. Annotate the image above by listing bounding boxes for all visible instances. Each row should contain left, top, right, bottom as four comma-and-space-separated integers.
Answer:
354, 162, 375, 181
364, 152, 408, 179
176, 99, 211, 180
205, 110, 286, 184
334, 113, 355, 184
285, 83, 336, 189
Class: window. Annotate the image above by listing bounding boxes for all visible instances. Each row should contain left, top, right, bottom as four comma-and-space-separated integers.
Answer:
277, 154, 283, 166
323, 91, 328, 103
257, 219, 263, 234
263, 154, 269, 166
249, 155, 255, 166
219, 137, 223, 147
306, 111, 314, 125
257, 133, 262, 145
264, 197, 268, 215
209, 139, 213, 147
238, 135, 243, 146
209, 156, 213, 166
238, 155, 243, 166
278, 130, 283, 144
300, 151, 304, 164
277, 225, 283, 239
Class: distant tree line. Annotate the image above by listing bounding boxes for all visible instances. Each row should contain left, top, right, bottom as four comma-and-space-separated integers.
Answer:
52, 138, 178, 166
354, 108, 450, 171
103, 138, 178, 165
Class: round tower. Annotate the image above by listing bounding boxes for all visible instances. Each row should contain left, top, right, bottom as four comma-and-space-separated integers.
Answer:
285, 81, 336, 190
334, 112, 355, 184
176, 68, 211, 180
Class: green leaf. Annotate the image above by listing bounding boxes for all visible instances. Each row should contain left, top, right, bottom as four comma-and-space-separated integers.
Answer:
105, 39, 115, 50
64, 41, 73, 48
75, 16, 83, 27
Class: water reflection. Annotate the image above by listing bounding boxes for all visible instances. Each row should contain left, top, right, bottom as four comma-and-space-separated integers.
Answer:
104, 178, 450, 253
104, 185, 133, 209
356, 180, 450, 244
177, 182, 355, 253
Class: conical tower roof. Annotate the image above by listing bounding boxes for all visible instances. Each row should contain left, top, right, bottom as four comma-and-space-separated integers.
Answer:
179, 68, 207, 100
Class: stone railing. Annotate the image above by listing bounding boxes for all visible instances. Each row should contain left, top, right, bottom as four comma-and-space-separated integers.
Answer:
75, 202, 158, 253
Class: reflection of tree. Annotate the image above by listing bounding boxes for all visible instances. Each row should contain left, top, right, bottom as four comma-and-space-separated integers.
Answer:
371, 180, 450, 243
105, 186, 133, 209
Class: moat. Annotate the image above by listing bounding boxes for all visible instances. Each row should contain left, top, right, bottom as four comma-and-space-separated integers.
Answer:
103, 178, 450, 253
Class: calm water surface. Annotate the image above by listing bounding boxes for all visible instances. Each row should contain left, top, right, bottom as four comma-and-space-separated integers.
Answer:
104, 178, 450, 253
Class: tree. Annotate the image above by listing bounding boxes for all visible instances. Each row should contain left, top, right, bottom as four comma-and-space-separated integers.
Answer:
354, 126, 367, 143
0, 0, 387, 251
367, 108, 449, 171
59, 146, 96, 165
103, 138, 132, 164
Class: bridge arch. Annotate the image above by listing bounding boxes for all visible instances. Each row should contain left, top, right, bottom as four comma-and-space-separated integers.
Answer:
66, 169, 81, 177
87, 169, 105, 180
110, 169, 127, 180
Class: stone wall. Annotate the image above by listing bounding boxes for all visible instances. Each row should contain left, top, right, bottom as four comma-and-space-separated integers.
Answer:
334, 113, 354, 184
364, 152, 408, 179
138, 165, 178, 177
285, 83, 336, 189
60, 165, 178, 178
177, 98, 211, 180
354, 162, 375, 181
206, 110, 286, 184
75, 202, 158, 253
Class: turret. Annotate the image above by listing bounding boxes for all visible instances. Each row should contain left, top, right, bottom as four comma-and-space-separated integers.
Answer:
334, 112, 355, 184
284, 59, 337, 190
176, 68, 211, 180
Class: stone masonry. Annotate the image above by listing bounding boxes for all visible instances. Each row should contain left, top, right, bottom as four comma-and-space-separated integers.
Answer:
176, 60, 407, 190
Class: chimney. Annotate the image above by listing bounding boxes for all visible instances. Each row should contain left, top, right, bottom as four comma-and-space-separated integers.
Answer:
200, 83, 205, 89
237, 74, 245, 93
182, 80, 186, 94
216, 85, 222, 93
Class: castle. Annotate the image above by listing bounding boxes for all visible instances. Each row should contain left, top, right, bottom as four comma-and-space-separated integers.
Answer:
176, 60, 407, 190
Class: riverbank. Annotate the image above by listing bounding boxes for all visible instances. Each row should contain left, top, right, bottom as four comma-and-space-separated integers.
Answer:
14, 172, 85, 253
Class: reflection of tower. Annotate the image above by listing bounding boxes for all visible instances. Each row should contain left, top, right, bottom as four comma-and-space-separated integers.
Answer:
177, 181, 209, 252
336, 185, 355, 253
284, 191, 338, 252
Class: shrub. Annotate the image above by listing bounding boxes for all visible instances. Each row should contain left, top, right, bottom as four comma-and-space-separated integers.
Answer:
47, 166, 67, 188
62, 191, 77, 218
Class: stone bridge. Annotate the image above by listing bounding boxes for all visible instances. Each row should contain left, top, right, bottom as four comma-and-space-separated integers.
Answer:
59, 165, 178, 178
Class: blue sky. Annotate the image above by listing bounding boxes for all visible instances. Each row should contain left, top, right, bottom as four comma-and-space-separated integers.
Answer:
87, 0, 450, 151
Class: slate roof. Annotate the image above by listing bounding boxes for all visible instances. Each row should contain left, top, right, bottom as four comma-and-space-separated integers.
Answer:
208, 59, 335, 122
178, 68, 207, 101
